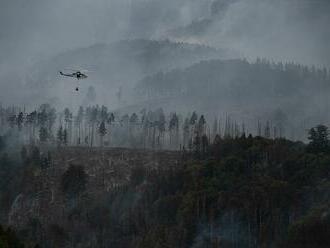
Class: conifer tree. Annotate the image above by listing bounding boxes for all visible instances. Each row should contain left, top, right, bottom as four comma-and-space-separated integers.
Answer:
98, 121, 107, 147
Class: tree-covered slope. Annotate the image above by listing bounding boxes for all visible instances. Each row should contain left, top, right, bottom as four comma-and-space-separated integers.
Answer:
137, 59, 329, 104
134, 59, 330, 138
1, 128, 329, 247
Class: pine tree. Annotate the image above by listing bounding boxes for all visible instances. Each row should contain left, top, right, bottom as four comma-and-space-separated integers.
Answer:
264, 121, 271, 138
201, 134, 209, 157
183, 118, 190, 148
63, 129, 68, 146
57, 126, 63, 146
76, 106, 84, 145
190, 112, 198, 125
308, 125, 329, 153
16, 112, 24, 131
198, 115, 206, 135
98, 121, 107, 147
212, 118, 218, 139
39, 126, 48, 142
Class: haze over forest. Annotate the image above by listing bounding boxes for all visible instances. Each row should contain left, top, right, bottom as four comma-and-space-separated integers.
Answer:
1, 0, 330, 140
0, 1, 329, 104
1, 0, 329, 140
0, 1, 330, 247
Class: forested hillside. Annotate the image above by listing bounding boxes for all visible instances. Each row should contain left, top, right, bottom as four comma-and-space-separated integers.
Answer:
137, 59, 329, 110
1, 1, 330, 247
0, 126, 329, 247
135, 59, 330, 139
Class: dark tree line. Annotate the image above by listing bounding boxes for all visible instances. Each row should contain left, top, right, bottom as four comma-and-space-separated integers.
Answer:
0, 122, 329, 247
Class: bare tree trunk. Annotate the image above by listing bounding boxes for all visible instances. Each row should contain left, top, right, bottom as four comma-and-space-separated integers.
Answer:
90, 123, 94, 148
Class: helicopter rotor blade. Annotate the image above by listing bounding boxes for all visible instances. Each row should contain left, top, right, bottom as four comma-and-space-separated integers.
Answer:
64, 65, 97, 71
63, 68, 94, 73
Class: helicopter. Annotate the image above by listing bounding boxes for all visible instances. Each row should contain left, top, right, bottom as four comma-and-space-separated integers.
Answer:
59, 69, 89, 91
59, 70, 88, 80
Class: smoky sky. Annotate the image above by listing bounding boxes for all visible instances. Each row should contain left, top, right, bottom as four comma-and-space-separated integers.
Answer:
0, 0, 213, 104
0, 0, 330, 105
209, 0, 330, 66
1, 0, 329, 68
167, 0, 330, 66
0, 0, 211, 68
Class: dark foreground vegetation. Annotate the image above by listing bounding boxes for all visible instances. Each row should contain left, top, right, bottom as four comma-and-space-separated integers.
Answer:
0, 125, 329, 247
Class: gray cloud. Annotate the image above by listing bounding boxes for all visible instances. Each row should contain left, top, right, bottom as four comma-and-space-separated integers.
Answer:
0, 0, 213, 103
0, 0, 330, 106
0, 0, 211, 66
169, 0, 330, 66
2, 0, 329, 69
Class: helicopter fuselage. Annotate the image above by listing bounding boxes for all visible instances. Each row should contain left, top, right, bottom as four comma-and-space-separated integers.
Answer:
60, 71, 88, 80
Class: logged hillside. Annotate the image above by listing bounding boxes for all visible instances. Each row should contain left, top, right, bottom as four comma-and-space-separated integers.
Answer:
0, 129, 329, 247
